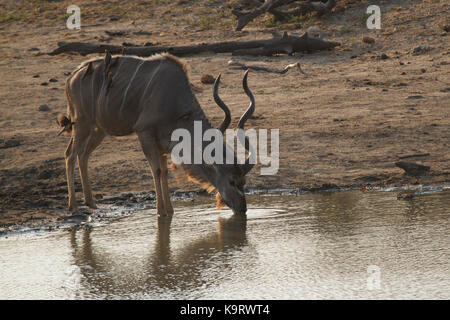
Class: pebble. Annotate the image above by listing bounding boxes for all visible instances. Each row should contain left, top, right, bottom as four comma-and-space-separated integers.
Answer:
380, 53, 389, 60
49, 78, 58, 82
362, 36, 375, 44
201, 74, 215, 84
1, 139, 20, 149
38, 104, 50, 111
413, 45, 429, 54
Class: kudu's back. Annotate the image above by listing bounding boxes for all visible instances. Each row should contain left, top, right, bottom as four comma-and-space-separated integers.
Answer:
64, 54, 197, 138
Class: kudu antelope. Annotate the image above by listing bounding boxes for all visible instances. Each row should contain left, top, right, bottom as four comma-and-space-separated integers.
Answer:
58, 52, 256, 217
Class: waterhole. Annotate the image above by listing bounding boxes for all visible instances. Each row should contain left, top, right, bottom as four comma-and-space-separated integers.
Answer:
0, 189, 449, 299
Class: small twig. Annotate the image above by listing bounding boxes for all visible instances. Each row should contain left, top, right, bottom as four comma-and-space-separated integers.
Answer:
228, 59, 306, 75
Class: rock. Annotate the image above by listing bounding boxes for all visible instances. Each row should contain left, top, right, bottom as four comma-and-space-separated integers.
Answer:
33, 74, 40, 78
350, 55, 357, 59
362, 36, 375, 44
309, 183, 338, 192
307, 26, 322, 39
380, 53, 389, 60
49, 78, 58, 82
201, 74, 215, 84
0, 139, 20, 149
395, 161, 430, 177
38, 170, 52, 180
397, 192, 416, 200
420, 68, 426, 73
439, 24, 449, 32
38, 104, 50, 111
412, 45, 429, 55
40, 82, 48, 86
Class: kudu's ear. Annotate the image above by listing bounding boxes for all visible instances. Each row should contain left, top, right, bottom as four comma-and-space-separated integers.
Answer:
82, 61, 93, 80
104, 50, 112, 77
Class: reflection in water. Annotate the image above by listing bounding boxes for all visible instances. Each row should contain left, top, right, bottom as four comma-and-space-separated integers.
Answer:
69, 214, 248, 298
1, 190, 449, 299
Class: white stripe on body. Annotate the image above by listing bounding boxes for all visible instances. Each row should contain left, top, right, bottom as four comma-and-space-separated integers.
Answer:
120, 60, 145, 112
139, 60, 163, 106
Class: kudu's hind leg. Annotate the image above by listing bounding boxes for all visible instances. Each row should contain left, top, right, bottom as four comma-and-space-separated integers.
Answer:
77, 128, 105, 209
65, 136, 77, 211
160, 155, 174, 215
137, 131, 167, 216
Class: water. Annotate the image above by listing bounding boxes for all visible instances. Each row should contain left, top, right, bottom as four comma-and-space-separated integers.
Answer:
0, 189, 449, 299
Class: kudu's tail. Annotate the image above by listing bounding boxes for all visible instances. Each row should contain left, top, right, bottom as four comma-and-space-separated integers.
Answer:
57, 76, 76, 136
56, 113, 72, 136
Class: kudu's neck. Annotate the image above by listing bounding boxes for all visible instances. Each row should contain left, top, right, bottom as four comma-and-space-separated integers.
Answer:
179, 100, 228, 193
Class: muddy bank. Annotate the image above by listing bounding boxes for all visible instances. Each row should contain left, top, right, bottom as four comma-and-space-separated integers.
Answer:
1, 0, 449, 227
0, 155, 448, 229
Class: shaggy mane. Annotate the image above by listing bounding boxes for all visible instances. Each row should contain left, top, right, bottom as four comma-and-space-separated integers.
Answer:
170, 163, 225, 210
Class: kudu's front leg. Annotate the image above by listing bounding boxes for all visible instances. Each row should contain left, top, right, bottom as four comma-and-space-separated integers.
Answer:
137, 132, 168, 217
160, 155, 174, 215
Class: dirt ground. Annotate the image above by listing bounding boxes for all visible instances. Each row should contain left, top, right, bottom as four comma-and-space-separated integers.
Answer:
0, 0, 449, 227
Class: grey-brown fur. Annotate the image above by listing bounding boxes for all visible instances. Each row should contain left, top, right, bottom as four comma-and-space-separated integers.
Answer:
58, 53, 256, 217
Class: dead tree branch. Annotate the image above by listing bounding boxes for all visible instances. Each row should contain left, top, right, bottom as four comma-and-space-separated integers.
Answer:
48, 32, 340, 57
232, 0, 337, 31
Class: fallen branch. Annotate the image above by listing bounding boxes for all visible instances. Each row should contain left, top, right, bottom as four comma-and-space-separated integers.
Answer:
232, 0, 294, 31
228, 59, 306, 74
232, 0, 337, 31
48, 32, 340, 57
